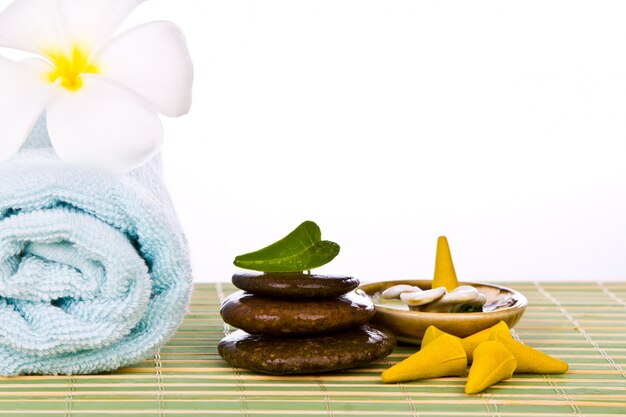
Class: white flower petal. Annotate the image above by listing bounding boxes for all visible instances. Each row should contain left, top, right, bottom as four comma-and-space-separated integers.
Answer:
0, 55, 56, 162
57, 0, 146, 52
97, 21, 193, 117
0, 0, 65, 54
46, 75, 162, 173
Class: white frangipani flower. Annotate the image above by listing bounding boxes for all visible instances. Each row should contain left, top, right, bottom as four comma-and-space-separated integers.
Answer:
0, 0, 193, 172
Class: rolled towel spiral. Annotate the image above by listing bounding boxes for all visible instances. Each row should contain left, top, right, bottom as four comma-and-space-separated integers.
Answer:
0, 117, 193, 376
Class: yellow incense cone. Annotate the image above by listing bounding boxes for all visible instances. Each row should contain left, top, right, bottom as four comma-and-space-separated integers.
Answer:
421, 325, 460, 349
491, 331, 568, 374
422, 322, 512, 363
465, 341, 517, 394
382, 333, 467, 383
433, 236, 459, 291
461, 321, 511, 363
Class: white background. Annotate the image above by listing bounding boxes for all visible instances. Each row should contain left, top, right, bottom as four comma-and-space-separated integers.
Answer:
4, 0, 626, 283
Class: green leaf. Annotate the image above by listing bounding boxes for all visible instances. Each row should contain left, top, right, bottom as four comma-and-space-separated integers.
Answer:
233, 221, 340, 273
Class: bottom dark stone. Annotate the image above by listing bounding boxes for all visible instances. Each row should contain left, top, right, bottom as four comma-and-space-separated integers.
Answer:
218, 324, 396, 375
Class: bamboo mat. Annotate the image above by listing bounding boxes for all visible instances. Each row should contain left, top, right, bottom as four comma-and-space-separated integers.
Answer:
1, 282, 625, 417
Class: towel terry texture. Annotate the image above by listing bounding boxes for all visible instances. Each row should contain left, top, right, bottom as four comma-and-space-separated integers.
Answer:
0, 117, 193, 376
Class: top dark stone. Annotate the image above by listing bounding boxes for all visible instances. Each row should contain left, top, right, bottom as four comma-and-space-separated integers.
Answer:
232, 273, 359, 298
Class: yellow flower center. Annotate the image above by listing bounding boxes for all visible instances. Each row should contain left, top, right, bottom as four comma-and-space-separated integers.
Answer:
46, 46, 99, 91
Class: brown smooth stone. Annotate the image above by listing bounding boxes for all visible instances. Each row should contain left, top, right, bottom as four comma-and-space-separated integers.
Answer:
220, 290, 375, 336
218, 324, 397, 375
232, 273, 359, 298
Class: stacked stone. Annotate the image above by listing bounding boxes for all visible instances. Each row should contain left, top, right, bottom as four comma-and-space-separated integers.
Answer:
218, 273, 396, 375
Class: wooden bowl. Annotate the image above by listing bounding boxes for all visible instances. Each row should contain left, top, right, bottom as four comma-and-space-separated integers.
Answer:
358, 280, 527, 344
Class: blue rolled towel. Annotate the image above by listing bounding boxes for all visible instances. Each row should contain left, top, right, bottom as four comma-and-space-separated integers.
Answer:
0, 117, 193, 376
